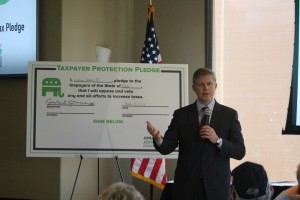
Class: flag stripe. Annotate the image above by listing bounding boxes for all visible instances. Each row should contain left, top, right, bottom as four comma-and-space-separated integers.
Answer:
138, 158, 150, 175
131, 157, 167, 189
149, 158, 162, 180
156, 161, 167, 184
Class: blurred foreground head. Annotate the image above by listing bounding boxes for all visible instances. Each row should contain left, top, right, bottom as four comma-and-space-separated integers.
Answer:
232, 161, 273, 200
98, 182, 145, 200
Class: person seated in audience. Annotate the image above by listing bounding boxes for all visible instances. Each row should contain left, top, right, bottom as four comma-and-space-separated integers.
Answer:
231, 161, 274, 200
274, 163, 300, 200
98, 181, 145, 200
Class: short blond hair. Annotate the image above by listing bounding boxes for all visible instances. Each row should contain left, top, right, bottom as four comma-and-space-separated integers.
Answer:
193, 68, 216, 84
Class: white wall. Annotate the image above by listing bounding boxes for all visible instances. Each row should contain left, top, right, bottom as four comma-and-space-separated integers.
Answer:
60, 0, 205, 199
61, 1, 135, 199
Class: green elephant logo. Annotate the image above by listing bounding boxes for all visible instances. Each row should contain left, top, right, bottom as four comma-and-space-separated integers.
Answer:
0, 0, 9, 5
42, 78, 64, 97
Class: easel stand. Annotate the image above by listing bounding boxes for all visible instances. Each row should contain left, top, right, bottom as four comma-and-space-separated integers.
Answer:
70, 155, 83, 200
97, 155, 124, 196
115, 155, 124, 182
70, 155, 154, 200
97, 155, 124, 195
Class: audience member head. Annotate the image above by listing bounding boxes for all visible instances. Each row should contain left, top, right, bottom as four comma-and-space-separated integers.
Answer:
231, 161, 273, 200
98, 182, 145, 200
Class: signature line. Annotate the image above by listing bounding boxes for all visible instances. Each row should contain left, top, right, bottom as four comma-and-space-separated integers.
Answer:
47, 112, 94, 115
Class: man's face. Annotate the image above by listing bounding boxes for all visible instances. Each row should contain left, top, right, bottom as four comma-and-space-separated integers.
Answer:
192, 74, 217, 105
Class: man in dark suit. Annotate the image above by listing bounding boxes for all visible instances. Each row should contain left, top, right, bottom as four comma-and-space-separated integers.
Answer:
147, 67, 246, 200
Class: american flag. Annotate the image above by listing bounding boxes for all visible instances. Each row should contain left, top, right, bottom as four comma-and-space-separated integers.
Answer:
131, 4, 167, 189
140, 5, 162, 64
131, 157, 167, 189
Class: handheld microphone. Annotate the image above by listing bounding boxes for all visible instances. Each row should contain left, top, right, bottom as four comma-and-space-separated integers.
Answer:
200, 108, 212, 141
203, 108, 211, 125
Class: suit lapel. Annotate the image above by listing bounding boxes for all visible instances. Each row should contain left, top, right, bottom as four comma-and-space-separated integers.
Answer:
188, 102, 204, 148
210, 101, 223, 129
189, 102, 200, 129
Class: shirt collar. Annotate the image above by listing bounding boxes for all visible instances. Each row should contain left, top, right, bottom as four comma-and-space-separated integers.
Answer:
196, 99, 215, 114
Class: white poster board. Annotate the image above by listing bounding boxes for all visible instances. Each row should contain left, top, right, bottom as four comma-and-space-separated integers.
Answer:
26, 62, 188, 158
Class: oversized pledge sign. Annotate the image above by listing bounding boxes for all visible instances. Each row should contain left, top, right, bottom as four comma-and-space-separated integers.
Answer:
26, 62, 188, 158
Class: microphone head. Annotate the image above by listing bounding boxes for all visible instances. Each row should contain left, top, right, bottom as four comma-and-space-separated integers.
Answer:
204, 108, 211, 116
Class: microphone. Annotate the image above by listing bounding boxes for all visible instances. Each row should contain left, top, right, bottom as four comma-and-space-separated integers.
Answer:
200, 108, 211, 141
203, 108, 211, 125
200, 107, 211, 127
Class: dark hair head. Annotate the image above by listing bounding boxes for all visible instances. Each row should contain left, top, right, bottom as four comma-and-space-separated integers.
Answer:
232, 161, 269, 199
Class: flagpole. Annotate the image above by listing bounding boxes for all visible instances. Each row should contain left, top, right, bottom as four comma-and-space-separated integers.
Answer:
150, 184, 153, 200
148, 4, 156, 199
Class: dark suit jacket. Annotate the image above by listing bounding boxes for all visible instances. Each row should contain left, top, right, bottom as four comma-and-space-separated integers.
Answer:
154, 100, 246, 200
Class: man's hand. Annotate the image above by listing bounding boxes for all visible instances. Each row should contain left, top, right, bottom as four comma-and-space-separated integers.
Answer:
200, 125, 219, 143
284, 185, 300, 200
146, 121, 161, 140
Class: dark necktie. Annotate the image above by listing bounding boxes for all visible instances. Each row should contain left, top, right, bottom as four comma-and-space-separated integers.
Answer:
200, 107, 209, 128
